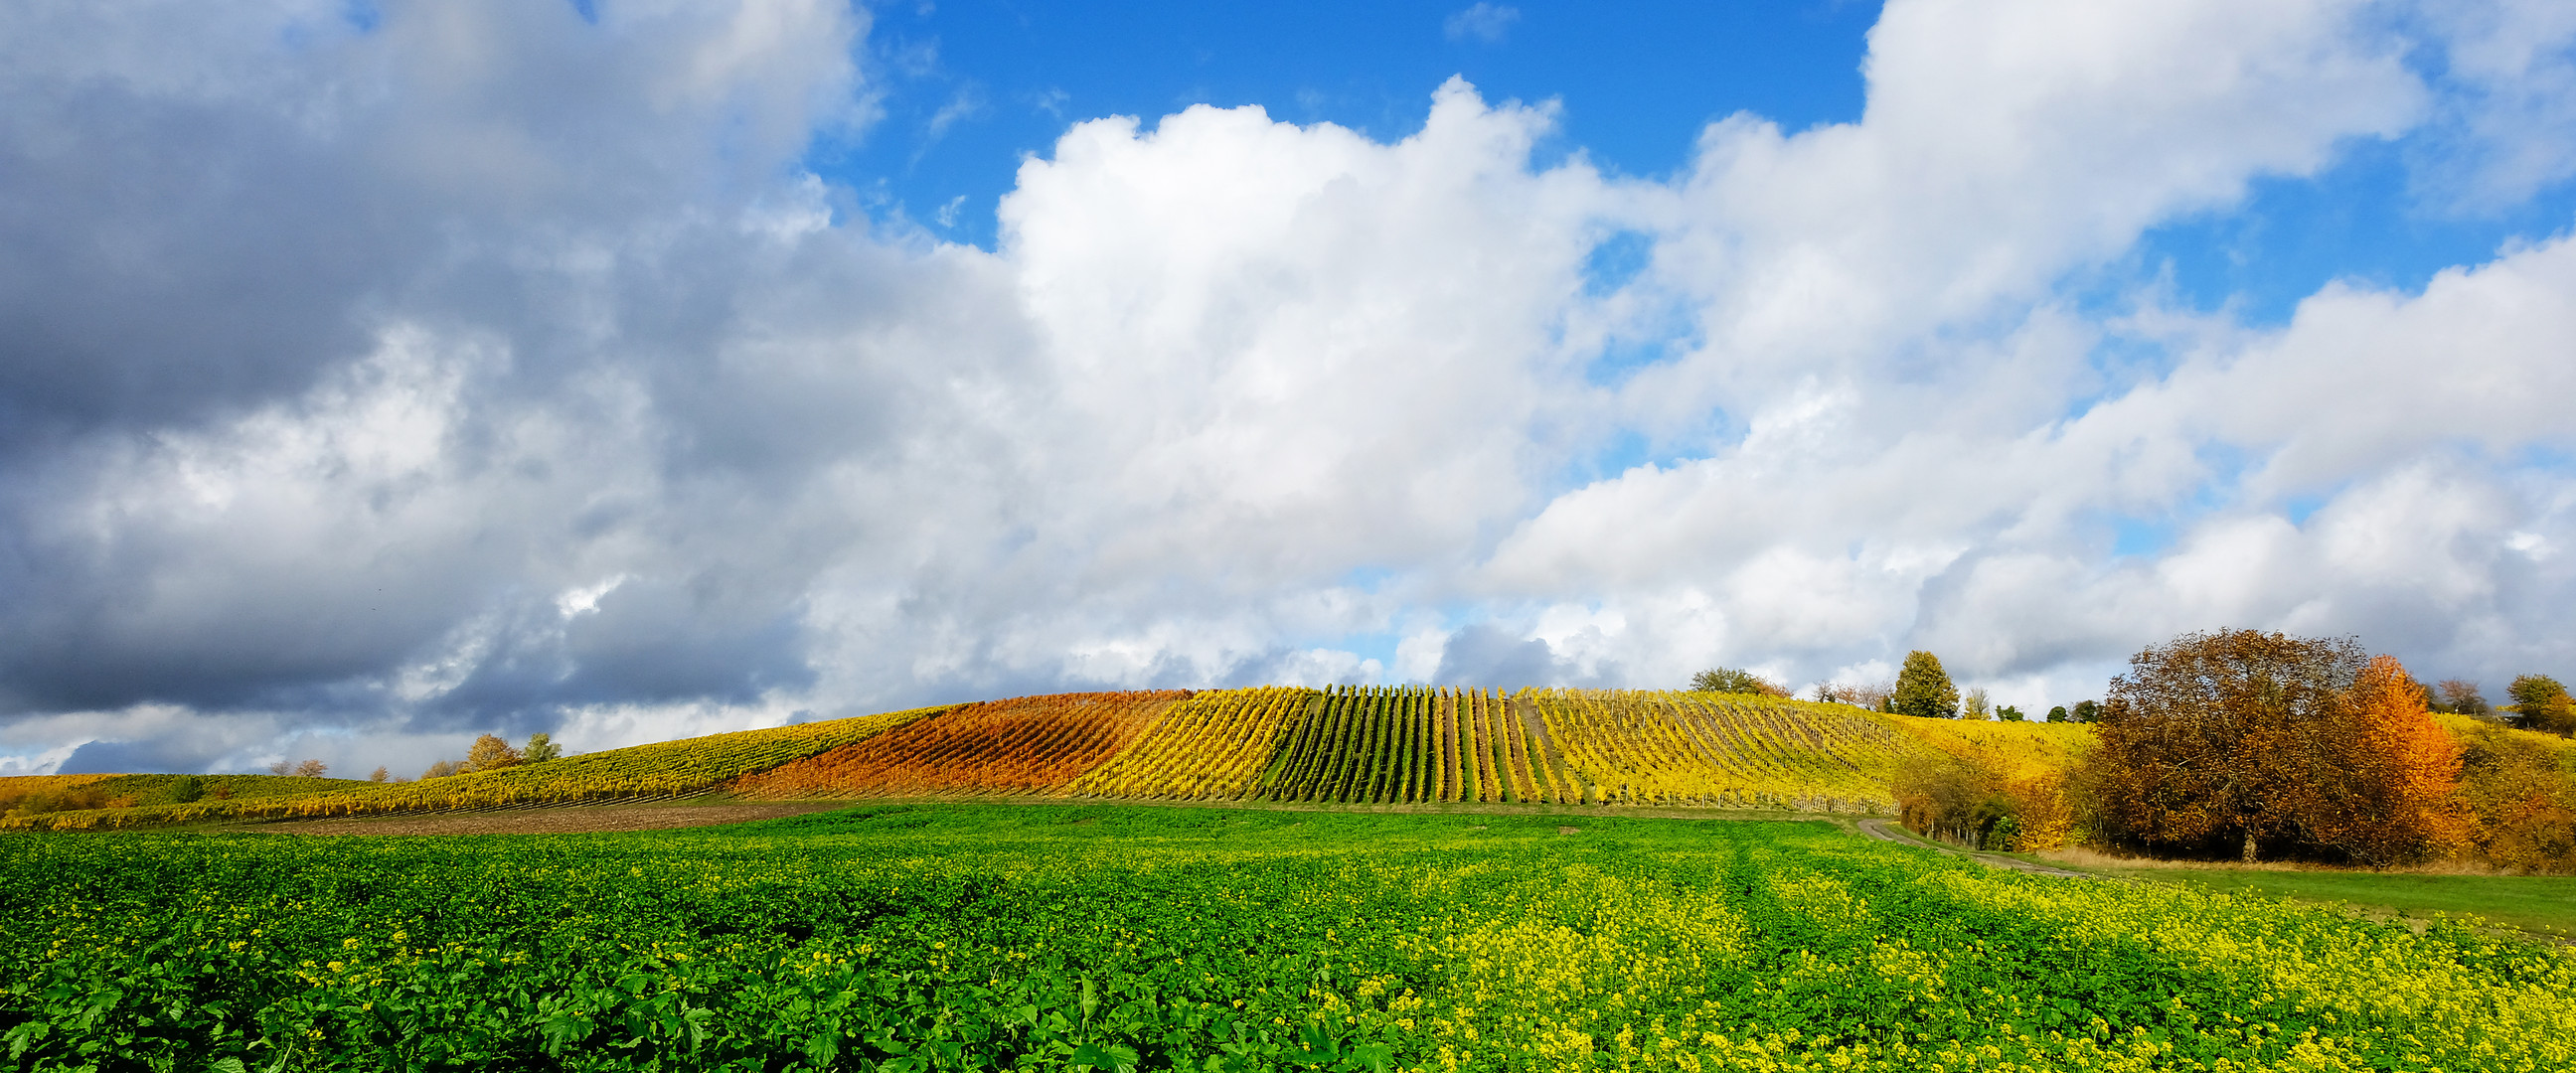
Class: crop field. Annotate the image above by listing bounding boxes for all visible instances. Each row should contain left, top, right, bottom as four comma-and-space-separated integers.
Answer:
4, 806, 2569, 1072
732, 691, 1189, 798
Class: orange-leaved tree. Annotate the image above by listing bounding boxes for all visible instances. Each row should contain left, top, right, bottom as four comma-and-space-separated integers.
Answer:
2289, 655, 2473, 864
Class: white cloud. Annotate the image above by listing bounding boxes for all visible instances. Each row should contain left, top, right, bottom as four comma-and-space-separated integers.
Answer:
2, 0, 2573, 770
1443, 4, 1521, 45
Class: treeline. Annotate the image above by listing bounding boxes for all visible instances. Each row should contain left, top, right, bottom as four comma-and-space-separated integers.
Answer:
1885, 629, 2576, 871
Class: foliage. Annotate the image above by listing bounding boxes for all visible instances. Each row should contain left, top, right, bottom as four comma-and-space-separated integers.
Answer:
732, 692, 1186, 799
2070, 699, 2101, 723
524, 732, 563, 764
2436, 679, 2493, 717
4, 807, 2573, 1072
464, 733, 524, 773
420, 760, 462, 780
2045, 705, 2069, 722
1888, 652, 1959, 719
1689, 668, 1789, 697
2286, 656, 2475, 865
1996, 704, 2025, 722
1961, 688, 1992, 720
2450, 713, 2576, 873
292, 759, 328, 778
1892, 750, 2014, 847
2086, 631, 2471, 864
1818, 681, 1894, 711
2511, 675, 2576, 736
1883, 719, 2089, 850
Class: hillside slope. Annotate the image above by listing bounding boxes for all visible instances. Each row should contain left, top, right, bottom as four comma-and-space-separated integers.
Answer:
3, 689, 2113, 829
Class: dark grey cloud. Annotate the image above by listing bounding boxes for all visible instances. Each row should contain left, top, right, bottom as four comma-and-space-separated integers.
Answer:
1432, 624, 1620, 690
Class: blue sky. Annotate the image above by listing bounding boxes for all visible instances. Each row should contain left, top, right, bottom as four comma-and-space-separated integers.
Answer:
828, 1, 1879, 247
2, 0, 2574, 775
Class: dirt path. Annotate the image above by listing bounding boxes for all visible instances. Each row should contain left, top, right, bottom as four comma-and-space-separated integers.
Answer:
1855, 818, 2097, 879
241, 801, 857, 836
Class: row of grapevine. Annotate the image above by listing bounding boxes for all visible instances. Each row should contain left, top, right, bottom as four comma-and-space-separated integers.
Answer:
1250, 687, 1582, 805
1060, 687, 1315, 799
731, 690, 1188, 799
1528, 690, 1913, 813
0, 704, 956, 831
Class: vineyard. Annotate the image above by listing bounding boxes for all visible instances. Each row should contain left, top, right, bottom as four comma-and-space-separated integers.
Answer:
731, 691, 1188, 798
1061, 687, 1314, 799
1, 688, 2115, 830
0, 704, 952, 831
4, 806, 2569, 1072
1532, 689, 1911, 812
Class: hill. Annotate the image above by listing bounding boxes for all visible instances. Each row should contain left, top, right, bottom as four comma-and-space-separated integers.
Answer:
0, 689, 2101, 830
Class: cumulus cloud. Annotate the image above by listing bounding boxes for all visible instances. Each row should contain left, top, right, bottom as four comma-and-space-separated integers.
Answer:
1, 0, 2571, 775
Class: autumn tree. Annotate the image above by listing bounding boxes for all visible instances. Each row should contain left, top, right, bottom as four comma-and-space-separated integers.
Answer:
2435, 680, 2491, 717
463, 733, 523, 773
2085, 630, 2470, 864
421, 759, 461, 780
2288, 656, 2473, 864
292, 758, 328, 778
369, 766, 390, 783
1889, 651, 1959, 719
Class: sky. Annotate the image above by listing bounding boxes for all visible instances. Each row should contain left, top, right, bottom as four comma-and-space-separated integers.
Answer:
3, 0, 2574, 778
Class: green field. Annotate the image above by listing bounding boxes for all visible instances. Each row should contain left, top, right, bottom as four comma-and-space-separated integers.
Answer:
5, 808, 2572, 1072
2075, 864, 2576, 940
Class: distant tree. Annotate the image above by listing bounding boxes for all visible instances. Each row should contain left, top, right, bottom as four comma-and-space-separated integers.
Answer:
2069, 699, 2101, 723
1997, 704, 2026, 722
1690, 668, 1789, 696
2045, 705, 2069, 722
463, 733, 523, 773
2509, 676, 2576, 736
165, 775, 204, 805
1836, 681, 1895, 712
524, 732, 562, 763
2084, 630, 2467, 864
267, 760, 291, 775
2436, 680, 2492, 717
1962, 688, 1993, 720
421, 760, 461, 780
1889, 652, 1960, 719
292, 758, 328, 778
369, 766, 390, 783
